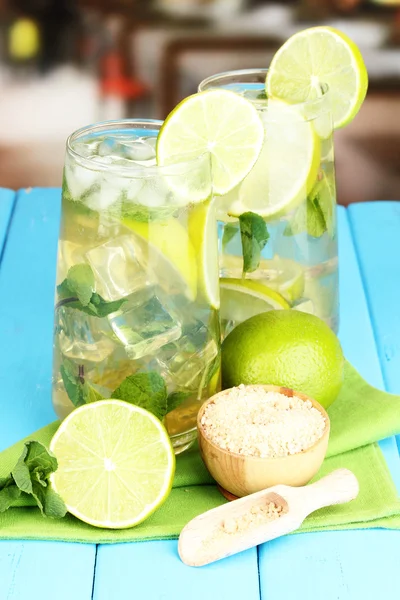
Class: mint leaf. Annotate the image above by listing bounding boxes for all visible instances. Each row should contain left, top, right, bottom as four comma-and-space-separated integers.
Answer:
84, 382, 104, 403
222, 223, 238, 251
87, 292, 126, 318
24, 441, 58, 476
239, 211, 269, 273
113, 201, 178, 223
167, 391, 191, 413
60, 361, 86, 408
12, 445, 33, 493
31, 481, 67, 518
56, 265, 126, 317
0, 485, 21, 511
1, 441, 66, 518
67, 264, 95, 306
111, 372, 168, 420
284, 175, 334, 239
60, 359, 104, 407
59, 294, 125, 318
284, 195, 325, 238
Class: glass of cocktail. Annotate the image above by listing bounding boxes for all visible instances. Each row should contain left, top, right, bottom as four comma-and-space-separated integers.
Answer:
52, 119, 220, 454
199, 69, 338, 337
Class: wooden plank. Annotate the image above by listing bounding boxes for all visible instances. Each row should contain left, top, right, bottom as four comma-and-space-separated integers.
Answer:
0, 188, 61, 451
0, 188, 16, 258
336, 207, 384, 388
93, 541, 260, 600
259, 530, 399, 600
0, 541, 95, 600
0, 188, 96, 600
258, 206, 400, 600
348, 201, 400, 453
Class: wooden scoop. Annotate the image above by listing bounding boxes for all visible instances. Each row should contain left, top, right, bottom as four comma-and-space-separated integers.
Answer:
179, 468, 359, 567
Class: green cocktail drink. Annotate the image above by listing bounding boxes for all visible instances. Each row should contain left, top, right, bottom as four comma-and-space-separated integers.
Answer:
199, 69, 338, 337
52, 120, 220, 454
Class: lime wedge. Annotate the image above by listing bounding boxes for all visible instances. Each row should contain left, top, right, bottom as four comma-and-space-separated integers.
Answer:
156, 90, 264, 196
123, 217, 197, 301
220, 278, 290, 329
189, 199, 220, 309
220, 254, 305, 303
266, 26, 368, 129
50, 400, 175, 529
228, 101, 319, 219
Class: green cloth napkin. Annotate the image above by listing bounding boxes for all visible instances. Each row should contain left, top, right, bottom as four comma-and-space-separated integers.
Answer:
0, 362, 400, 543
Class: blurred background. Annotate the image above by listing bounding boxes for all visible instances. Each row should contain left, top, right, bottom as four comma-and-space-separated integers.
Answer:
0, 0, 399, 204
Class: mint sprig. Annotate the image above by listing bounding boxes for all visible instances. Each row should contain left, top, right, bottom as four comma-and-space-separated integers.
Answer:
239, 211, 269, 273
166, 391, 191, 413
111, 371, 190, 419
0, 442, 66, 518
60, 359, 103, 408
56, 264, 126, 317
284, 174, 334, 239
111, 372, 168, 420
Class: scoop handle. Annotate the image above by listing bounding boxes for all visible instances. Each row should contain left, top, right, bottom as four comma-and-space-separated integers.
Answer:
298, 469, 359, 516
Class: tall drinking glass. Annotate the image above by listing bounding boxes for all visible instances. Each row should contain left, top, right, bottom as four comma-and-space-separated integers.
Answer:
199, 69, 339, 337
52, 119, 220, 454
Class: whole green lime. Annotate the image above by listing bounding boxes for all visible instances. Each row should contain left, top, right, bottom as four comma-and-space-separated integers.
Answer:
221, 310, 344, 409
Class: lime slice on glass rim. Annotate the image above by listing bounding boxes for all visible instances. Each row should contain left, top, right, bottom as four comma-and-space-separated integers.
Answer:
156, 90, 264, 196
228, 100, 320, 219
220, 277, 290, 327
266, 26, 368, 129
50, 400, 175, 529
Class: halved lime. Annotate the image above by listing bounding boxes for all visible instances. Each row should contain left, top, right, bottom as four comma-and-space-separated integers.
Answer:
156, 90, 264, 196
50, 400, 175, 529
266, 26, 368, 129
188, 199, 220, 309
123, 217, 197, 300
220, 278, 290, 327
228, 101, 319, 219
220, 254, 305, 304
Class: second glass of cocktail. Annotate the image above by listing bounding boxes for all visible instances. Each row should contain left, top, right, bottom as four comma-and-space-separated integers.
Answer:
199, 69, 338, 337
52, 120, 220, 454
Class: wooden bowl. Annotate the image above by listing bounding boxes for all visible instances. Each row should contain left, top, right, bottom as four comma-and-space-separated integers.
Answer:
197, 385, 330, 498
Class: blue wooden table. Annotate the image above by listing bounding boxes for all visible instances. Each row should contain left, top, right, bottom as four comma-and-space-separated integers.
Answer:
0, 188, 399, 600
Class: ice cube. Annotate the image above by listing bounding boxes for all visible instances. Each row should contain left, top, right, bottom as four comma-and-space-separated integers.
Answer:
97, 137, 156, 164
56, 240, 89, 284
157, 320, 218, 391
72, 139, 101, 158
122, 140, 156, 163
64, 158, 99, 200
108, 287, 182, 360
85, 234, 151, 302
98, 138, 119, 157
84, 178, 124, 212
134, 181, 168, 207
56, 306, 116, 364
143, 136, 157, 150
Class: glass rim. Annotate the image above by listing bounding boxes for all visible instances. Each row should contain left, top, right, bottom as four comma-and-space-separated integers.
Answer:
198, 68, 330, 111
66, 118, 210, 178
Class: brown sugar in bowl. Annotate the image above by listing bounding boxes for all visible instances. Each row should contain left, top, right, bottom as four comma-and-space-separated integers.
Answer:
197, 385, 330, 498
